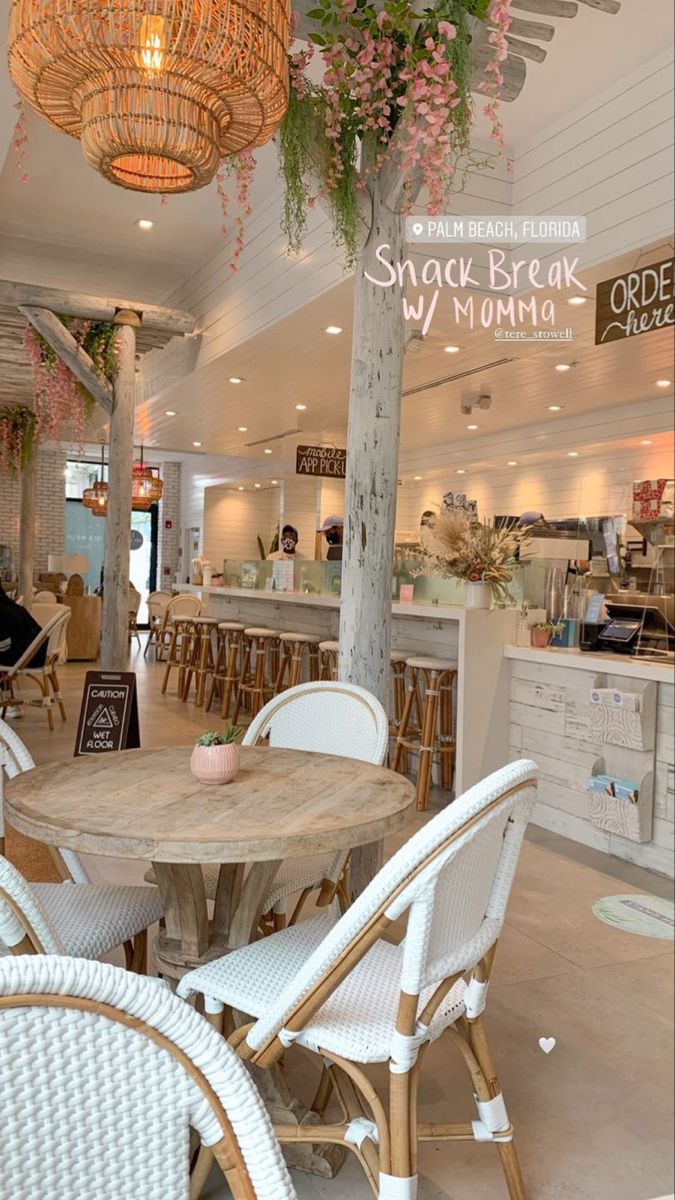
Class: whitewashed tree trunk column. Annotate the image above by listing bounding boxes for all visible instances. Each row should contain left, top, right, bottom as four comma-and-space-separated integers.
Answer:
338, 178, 405, 703
338, 177, 405, 898
19, 450, 37, 612
101, 313, 138, 671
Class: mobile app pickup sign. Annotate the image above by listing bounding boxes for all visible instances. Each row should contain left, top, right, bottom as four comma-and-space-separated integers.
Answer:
74, 672, 140, 756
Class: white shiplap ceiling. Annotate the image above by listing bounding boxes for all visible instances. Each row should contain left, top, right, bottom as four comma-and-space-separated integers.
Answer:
136, 242, 674, 474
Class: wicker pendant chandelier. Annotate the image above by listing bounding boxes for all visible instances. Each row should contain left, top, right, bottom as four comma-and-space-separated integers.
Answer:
8, 0, 291, 194
132, 447, 163, 507
83, 444, 109, 517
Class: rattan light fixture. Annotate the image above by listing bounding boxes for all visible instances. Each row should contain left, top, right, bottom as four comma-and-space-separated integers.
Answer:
132, 447, 163, 507
82, 444, 109, 518
8, 0, 291, 194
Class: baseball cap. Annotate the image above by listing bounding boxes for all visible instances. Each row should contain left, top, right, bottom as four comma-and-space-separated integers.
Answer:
318, 515, 344, 532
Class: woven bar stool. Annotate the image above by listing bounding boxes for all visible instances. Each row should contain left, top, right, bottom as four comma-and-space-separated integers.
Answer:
232, 628, 280, 721
275, 632, 320, 693
319, 640, 339, 681
182, 616, 219, 707
392, 655, 458, 811
206, 621, 246, 719
160, 616, 197, 698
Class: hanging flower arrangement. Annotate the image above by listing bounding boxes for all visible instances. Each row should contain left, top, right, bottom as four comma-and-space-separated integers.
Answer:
278, 0, 509, 266
0, 405, 37, 475
23, 318, 117, 448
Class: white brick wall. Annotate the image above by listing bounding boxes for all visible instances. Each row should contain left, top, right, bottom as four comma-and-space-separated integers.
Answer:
0, 447, 66, 580
157, 461, 181, 586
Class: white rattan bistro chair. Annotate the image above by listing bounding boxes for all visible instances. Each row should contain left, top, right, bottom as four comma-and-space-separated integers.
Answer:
144, 589, 172, 659
0, 955, 297, 1200
0, 850, 164, 971
0, 608, 71, 729
178, 760, 539, 1200
0, 717, 88, 883
178, 683, 390, 928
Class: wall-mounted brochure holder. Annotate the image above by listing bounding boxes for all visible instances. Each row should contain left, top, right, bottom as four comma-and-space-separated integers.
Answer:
589, 674, 656, 751
587, 757, 654, 843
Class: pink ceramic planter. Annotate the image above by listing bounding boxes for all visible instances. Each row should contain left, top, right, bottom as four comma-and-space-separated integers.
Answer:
190, 743, 241, 785
530, 628, 553, 649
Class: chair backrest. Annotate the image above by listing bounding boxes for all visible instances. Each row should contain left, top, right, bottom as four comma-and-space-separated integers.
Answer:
0, 717, 88, 883
236, 760, 538, 1059
147, 590, 171, 620
128, 586, 142, 617
33, 591, 57, 604
45, 608, 71, 662
167, 593, 202, 619
244, 682, 389, 766
0, 956, 296, 1200
0, 610, 63, 675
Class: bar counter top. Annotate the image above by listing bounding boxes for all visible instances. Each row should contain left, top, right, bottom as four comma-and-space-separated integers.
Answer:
179, 582, 475, 623
505, 643, 675, 684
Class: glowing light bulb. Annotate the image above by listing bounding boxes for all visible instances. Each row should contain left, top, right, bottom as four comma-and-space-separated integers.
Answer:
139, 14, 166, 72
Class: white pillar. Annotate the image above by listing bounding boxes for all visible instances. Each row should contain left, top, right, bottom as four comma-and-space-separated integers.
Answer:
19, 450, 37, 612
338, 180, 405, 705
101, 313, 138, 670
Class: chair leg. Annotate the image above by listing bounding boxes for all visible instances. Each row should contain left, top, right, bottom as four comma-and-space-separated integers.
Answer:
392, 675, 416, 774
388, 1066, 417, 1197
129, 928, 148, 974
416, 671, 439, 811
41, 676, 54, 731
49, 666, 67, 721
468, 1014, 527, 1200
189, 1146, 214, 1200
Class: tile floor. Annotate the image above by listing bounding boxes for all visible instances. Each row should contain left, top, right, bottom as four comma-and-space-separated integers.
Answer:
6, 645, 674, 1200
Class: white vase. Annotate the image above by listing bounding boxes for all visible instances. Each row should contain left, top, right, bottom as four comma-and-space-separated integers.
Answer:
464, 581, 492, 610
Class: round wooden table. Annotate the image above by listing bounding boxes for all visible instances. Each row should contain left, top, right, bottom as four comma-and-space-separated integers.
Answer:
5, 744, 416, 977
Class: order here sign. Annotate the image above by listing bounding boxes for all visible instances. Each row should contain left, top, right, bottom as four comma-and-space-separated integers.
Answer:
74, 672, 140, 756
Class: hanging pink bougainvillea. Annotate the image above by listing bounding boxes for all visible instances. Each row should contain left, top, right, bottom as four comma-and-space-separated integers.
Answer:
0, 405, 37, 475
22, 319, 117, 449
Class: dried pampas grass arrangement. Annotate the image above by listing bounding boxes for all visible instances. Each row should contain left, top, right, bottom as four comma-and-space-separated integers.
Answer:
419, 510, 529, 605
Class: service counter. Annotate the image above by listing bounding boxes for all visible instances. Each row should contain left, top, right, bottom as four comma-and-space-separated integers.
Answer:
505, 644, 674, 877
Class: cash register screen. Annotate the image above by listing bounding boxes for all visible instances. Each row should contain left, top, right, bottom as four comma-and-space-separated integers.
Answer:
602, 620, 641, 642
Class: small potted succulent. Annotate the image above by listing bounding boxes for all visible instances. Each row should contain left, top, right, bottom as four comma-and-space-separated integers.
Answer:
190, 727, 242, 785
530, 621, 564, 649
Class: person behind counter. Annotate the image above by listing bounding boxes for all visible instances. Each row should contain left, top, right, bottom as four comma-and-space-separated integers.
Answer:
267, 524, 305, 561
319, 515, 344, 561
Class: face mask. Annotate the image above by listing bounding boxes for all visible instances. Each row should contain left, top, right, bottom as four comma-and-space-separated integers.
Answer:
281, 538, 297, 553
326, 531, 341, 545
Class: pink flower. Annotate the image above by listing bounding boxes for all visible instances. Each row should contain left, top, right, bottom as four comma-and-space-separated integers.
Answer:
438, 21, 456, 39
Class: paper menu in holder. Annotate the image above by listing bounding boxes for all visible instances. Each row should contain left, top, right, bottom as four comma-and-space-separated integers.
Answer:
272, 561, 295, 593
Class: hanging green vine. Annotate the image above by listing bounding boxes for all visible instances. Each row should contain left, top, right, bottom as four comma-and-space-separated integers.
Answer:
278, 0, 509, 268
0, 404, 38, 475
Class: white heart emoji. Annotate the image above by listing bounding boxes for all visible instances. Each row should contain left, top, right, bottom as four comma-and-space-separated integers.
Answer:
539, 1037, 556, 1055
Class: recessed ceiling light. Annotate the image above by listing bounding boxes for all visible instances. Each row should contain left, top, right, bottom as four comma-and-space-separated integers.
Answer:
656, 379, 672, 388
295, 403, 307, 411
136, 218, 154, 230
567, 451, 579, 457
229, 377, 243, 384
568, 295, 587, 306
254, 483, 261, 488
325, 325, 343, 335
165, 409, 176, 416
507, 461, 518, 466
264, 448, 273, 455
548, 404, 562, 412
456, 469, 466, 475
271, 479, 278, 485
641, 439, 653, 446
444, 345, 460, 354
237, 486, 244, 491
192, 441, 202, 447
413, 475, 422, 481
555, 363, 572, 372
237, 426, 248, 432
467, 424, 479, 431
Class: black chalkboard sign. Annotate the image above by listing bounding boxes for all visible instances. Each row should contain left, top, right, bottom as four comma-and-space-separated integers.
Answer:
74, 671, 140, 757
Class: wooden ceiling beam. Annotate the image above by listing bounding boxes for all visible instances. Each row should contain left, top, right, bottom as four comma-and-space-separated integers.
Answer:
0, 280, 195, 336
19, 305, 113, 415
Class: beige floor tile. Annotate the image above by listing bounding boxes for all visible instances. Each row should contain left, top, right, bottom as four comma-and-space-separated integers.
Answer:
587, 952, 675, 1019
505, 841, 674, 970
